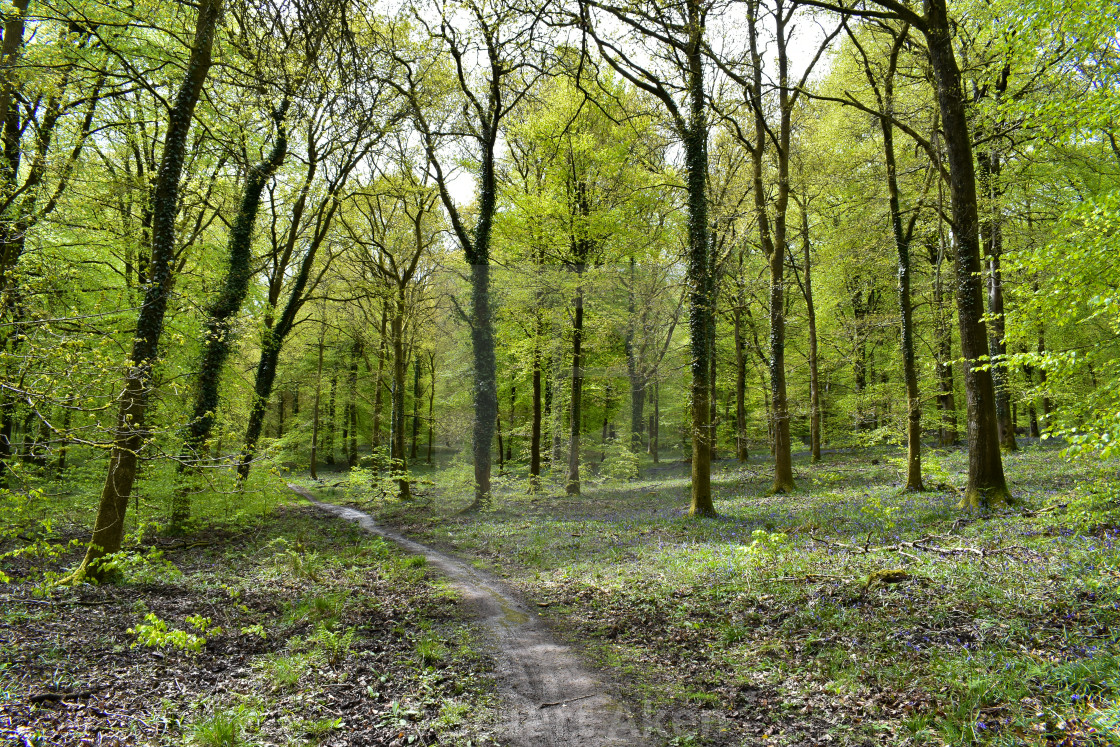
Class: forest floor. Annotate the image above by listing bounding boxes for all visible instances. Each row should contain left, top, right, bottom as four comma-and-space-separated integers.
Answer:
312, 441, 1120, 747
291, 488, 648, 746
0, 498, 499, 746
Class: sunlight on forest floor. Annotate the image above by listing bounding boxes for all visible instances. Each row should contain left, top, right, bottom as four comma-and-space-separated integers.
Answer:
328, 442, 1120, 746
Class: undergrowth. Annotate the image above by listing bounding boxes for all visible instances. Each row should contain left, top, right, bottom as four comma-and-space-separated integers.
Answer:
352, 441, 1120, 746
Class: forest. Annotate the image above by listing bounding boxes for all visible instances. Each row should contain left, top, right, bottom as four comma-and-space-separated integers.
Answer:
0, 0, 1118, 744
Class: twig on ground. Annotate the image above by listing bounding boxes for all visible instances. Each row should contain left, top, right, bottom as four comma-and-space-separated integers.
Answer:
540, 693, 598, 708
810, 534, 993, 559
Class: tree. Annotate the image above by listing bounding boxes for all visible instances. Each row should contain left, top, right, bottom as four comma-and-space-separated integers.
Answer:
802, 0, 1012, 508
709, 0, 839, 492
72, 0, 222, 581
341, 165, 441, 499
579, 0, 718, 515
375, 0, 545, 508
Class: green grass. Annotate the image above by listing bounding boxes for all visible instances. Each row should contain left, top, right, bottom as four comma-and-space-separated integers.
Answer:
189, 708, 246, 747
357, 441, 1120, 746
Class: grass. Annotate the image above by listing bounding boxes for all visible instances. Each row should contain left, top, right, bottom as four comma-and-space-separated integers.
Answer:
189, 708, 246, 747
1, 464, 499, 746
354, 440, 1120, 745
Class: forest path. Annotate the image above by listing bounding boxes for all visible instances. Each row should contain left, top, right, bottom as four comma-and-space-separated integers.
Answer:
288, 486, 649, 747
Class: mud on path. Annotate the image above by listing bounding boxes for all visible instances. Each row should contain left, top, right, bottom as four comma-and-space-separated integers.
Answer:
290, 486, 649, 747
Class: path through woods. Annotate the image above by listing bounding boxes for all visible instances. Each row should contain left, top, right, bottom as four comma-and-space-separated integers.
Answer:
288, 486, 648, 746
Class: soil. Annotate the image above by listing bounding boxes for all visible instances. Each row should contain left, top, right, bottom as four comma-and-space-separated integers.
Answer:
0, 503, 495, 746
290, 486, 650, 747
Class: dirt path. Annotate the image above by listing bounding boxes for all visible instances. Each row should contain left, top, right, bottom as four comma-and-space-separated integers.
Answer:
289, 486, 649, 747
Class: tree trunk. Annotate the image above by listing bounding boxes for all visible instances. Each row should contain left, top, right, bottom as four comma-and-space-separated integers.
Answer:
650, 379, 660, 463
390, 292, 409, 498
410, 354, 421, 461
310, 326, 324, 479
372, 300, 387, 449
468, 259, 496, 506
506, 384, 515, 462
426, 351, 435, 465
626, 258, 646, 453
530, 330, 542, 487
748, 7, 794, 495
980, 151, 1018, 452
279, 392, 287, 439
76, 0, 221, 580
882, 107, 924, 491
325, 370, 337, 466
733, 298, 749, 462
1037, 330, 1052, 421
349, 339, 360, 465
496, 411, 505, 473
567, 277, 584, 495
800, 207, 821, 463
923, 0, 1011, 508
551, 352, 563, 469
685, 0, 715, 515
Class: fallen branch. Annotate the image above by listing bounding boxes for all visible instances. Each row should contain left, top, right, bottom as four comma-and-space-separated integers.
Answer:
540, 693, 598, 709
810, 534, 991, 559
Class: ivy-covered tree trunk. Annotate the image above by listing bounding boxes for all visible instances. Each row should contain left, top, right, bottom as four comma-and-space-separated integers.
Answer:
923, 0, 1011, 508
238, 198, 332, 481
171, 104, 288, 526
468, 257, 497, 505
75, 0, 221, 580
684, 0, 715, 516
882, 102, 924, 491
566, 275, 584, 495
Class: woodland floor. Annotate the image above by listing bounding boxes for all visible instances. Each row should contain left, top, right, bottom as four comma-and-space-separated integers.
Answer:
3, 441, 1120, 746
316, 440, 1120, 747
0, 502, 498, 746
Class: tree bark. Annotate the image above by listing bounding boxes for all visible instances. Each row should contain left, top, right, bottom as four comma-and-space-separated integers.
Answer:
923, 0, 1011, 507
426, 351, 435, 465
980, 150, 1017, 452
76, 0, 221, 580
496, 411, 505, 473
389, 291, 409, 498
310, 325, 324, 479
372, 300, 387, 450
530, 327, 542, 487
799, 206, 821, 463
171, 106, 288, 524
746, 3, 794, 494
325, 370, 337, 466
684, 0, 715, 516
506, 384, 515, 462
567, 276, 584, 495
877, 36, 924, 491
626, 258, 646, 453
349, 339, 361, 465
410, 353, 420, 461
